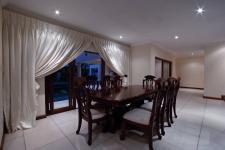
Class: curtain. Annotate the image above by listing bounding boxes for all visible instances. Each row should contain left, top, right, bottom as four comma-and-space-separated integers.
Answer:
93, 38, 130, 76
2, 10, 130, 132
2, 10, 91, 132
35, 26, 91, 78
93, 38, 130, 85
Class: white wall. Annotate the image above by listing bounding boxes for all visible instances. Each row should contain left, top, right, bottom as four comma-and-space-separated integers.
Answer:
204, 42, 225, 98
131, 44, 176, 85
176, 56, 204, 89
131, 44, 151, 85
0, 0, 3, 145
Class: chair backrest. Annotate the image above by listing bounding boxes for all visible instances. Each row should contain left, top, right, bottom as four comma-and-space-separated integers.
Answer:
74, 77, 92, 120
149, 79, 166, 126
86, 77, 99, 92
101, 75, 112, 89
143, 75, 156, 89
112, 75, 123, 88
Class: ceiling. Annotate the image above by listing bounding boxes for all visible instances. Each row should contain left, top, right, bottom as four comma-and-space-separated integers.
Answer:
3, 0, 225, 56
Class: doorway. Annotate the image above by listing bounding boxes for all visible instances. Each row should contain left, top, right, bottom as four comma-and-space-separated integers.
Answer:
45, 51, 104, 115
155, 57, 172, 79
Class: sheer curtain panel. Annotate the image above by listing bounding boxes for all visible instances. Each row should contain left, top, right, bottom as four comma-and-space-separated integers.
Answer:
93, 38, 130, 77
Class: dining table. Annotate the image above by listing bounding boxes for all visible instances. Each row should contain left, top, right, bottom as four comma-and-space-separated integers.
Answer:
93, 85, 157, 131
94, 85, 156, 106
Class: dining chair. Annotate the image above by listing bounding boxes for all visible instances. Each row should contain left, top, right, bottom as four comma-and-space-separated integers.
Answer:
167, 77, 178, 124
120, 79, 164, 150
86, 75, 99, 91
74, 77, 108, 145
140, 75, 157, 110
159, 79, 173, 135
112, 75, 123, 88
101, 75, 112, 89
143, 75, 156, 89
86, 78, 102, 108
140, 79, 170, 136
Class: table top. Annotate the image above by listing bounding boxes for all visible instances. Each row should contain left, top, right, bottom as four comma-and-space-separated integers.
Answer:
93, 85, 156, 106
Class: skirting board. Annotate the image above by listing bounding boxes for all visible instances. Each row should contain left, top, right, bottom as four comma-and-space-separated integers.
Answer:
181, 86, 204, 90
203, 95, 223, 101
36, 115, 47, 120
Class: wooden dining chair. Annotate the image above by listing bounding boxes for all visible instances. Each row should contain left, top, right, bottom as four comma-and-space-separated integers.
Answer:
101, 75, 112, 89
120, 79, 164, 150
140, 79, 170, 136
140, 75, 157, 110
86, 77, 100, 93
143, 75, 156, 89
74, 77, 108, 145
159, 79, 173, 135
112, 75, 123, 88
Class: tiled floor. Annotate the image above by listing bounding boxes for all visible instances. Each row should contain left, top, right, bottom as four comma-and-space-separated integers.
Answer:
3, 89, 225, 150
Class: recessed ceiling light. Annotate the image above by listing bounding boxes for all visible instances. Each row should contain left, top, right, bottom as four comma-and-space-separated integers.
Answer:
174, 35, 179, 40
119, 35, 123, 39
55, 10, 60, 15
196, 7, 205, 15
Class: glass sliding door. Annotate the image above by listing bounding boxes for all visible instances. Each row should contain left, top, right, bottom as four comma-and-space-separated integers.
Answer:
52, 66, 70, 109
162, 61, 171, 79
155, 58, 162, 78
45, 51, 103, 115
45, 61, 76, 115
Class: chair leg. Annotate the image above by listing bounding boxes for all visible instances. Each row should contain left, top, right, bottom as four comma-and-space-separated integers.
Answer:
166, 110, 171, 127
104, 113, 111, 132
120, 121, 126, 140
173, 101, 178, 118
148, 130, 154, 150
170, 103, 174, 124
160, 112, 165, 136
76, 114, 82, 134
157, 122, 162, 140
88, 122, 92, 145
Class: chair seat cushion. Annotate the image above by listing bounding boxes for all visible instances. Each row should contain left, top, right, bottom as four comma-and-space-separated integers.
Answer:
123, 108, 151, 125
90, 109, 106, 120
141, 102, 153, 111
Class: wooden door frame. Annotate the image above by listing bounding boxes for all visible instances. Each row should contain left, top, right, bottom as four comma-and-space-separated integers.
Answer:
155, 57, 172, 78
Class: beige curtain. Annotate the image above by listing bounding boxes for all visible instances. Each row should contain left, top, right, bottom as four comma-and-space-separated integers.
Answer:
2, 10, 91, 132
93, 38, 130, 76
2, 10, 130, 132
35, 26, 91, 78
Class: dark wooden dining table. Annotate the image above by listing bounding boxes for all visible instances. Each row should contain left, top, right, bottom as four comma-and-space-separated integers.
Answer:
93, 85, 156, 107
92, 85, 157, 131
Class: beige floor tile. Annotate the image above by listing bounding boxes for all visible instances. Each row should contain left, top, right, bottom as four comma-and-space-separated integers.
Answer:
3, 137, 25, 150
